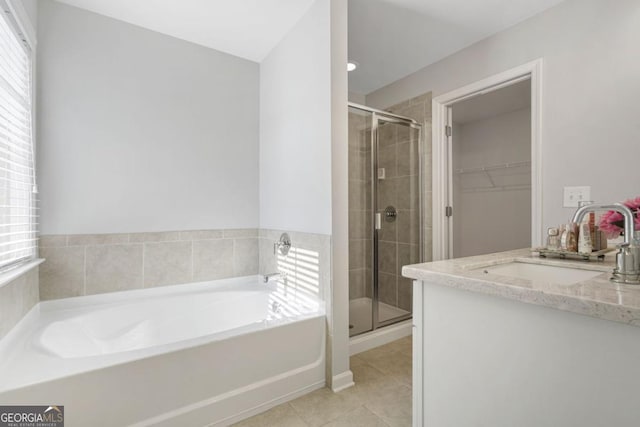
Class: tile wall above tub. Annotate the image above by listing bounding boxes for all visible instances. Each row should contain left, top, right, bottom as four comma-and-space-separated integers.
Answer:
0, 267, 39, 340
38, 229, 259, 300
258, 229, 331, 305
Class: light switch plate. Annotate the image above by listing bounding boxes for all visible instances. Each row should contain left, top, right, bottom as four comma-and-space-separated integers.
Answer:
563, 186, 591, 207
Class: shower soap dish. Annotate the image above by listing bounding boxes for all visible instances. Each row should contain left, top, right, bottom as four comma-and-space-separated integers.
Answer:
532, 247, 615, 261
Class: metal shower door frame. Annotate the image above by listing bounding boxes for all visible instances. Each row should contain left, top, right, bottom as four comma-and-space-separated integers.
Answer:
346, 103, 422, 332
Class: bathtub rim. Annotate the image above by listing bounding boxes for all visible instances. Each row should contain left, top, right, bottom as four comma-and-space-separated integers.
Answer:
0, 275, 325, 393
1, 314, 327, 427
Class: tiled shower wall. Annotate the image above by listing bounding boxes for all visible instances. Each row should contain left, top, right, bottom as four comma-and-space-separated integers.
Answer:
347, 92, 432, 313
383, 92, 433, 311
376, 119, 421, 312
38, 229, 259, 300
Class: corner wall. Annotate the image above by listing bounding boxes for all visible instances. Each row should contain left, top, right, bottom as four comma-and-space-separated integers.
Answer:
259, 0, 332, 236
259, 0, 352, 390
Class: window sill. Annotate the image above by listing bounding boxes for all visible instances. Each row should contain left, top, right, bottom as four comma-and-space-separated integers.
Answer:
0, 259, 44, 289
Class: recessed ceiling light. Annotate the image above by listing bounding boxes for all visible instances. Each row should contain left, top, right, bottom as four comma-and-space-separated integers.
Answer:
347, 61, 358, 72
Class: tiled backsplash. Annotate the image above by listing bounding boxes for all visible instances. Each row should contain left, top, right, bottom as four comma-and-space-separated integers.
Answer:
39, 229, 259, 300
258, 229, 331, 303
38, 228, 332, 303
0, 228, 330, 340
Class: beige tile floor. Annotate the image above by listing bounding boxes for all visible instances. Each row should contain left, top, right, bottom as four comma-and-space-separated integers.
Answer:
234, 336, 412, 427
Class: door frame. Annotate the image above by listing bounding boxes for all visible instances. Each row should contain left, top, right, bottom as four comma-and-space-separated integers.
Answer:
371, 113, 422, 330
347, 103, 422, 333
431, 59, 543, 260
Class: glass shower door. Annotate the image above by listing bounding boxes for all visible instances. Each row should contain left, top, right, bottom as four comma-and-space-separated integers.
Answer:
348, 106, 374, 336
348, 104, 422, 337
373, 115, 421, 329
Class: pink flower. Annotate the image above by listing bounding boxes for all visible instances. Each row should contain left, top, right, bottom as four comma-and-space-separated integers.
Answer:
598, 196, 640, 238
623, 196, 640, 211
599, 210, 625, 239
623, 197, 640, 232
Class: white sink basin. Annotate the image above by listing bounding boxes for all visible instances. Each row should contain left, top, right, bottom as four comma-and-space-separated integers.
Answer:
476, 262, 603, 285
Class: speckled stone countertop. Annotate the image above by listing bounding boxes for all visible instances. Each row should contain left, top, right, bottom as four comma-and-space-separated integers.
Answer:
402, 248, 640, 327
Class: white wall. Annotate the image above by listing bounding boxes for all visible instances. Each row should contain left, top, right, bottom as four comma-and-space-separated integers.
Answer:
21, 0, 37, 29
348, 91, 366, 104
259, 0, 352, 390
37, 0, 259, 234
453, 108, 531, 257
329, 0, 352, 391
259, 0, 332, 235
367, 0, 640, 231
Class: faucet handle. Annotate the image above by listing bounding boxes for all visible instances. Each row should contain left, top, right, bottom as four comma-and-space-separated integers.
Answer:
273, 233, 292, 256
615, 244, 639, 275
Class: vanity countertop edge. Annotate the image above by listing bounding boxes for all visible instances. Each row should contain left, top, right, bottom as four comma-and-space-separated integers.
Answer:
402, 248, 640, 328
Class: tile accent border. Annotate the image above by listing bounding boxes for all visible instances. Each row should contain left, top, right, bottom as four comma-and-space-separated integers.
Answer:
38, 229, 259, 300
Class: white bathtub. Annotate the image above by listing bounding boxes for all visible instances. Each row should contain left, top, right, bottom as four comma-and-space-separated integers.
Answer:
0, 276, 326, 426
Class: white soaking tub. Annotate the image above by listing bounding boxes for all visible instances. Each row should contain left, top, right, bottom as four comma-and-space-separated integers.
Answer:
0, 276, 326, 426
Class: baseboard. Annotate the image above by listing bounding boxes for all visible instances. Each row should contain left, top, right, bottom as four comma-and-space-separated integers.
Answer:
330, 370, 354, 392
349, 319, 412, 355
132, 359, 325, 427
215, 380, 325, 426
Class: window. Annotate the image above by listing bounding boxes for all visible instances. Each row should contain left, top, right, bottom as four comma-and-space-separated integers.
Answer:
0, 4, 36, 270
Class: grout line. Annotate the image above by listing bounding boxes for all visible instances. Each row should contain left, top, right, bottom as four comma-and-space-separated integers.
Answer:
83, 246, 87, 296
232, 238, 236, 276
395, 242, 400, 306
190, 240, 194, 282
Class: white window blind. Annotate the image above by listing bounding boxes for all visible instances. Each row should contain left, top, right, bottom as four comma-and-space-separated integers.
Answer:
0, 5, 37, 270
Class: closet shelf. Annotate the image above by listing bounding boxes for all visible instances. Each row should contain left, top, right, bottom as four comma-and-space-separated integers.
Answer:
455, 160, 531, 175
456, 160, 531, 192
461, 184, 531, 193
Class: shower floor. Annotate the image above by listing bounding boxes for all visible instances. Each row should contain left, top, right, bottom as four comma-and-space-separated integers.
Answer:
349, 297, 410, 337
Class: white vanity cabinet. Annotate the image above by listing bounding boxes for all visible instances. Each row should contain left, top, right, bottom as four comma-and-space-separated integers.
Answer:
405, 249, 640, 427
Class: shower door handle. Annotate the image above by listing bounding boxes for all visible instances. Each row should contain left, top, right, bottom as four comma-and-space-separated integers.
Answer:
375, 212, 382, 230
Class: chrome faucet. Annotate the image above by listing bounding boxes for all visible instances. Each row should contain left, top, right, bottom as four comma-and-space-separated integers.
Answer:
571, 203, 640, 284
263, 272, 287, 284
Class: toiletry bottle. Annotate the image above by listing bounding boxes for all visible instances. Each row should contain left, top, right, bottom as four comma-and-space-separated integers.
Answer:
566, 223, 578, 252
589, 211, 596, 244
578, 220, 593, 255
560, 224, 568, 251
547, 228, 560, 250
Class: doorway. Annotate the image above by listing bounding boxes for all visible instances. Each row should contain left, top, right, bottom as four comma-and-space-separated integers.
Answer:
432, 60, 543, 260
450, 79, 532, 258
348, 103, 422, 336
